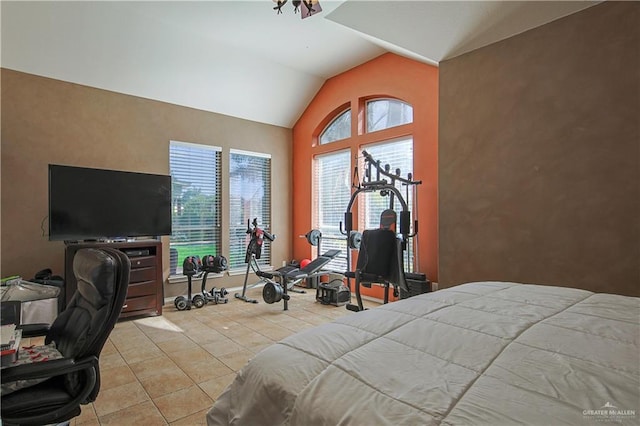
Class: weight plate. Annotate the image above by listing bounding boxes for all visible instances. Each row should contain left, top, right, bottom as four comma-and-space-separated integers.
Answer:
262, 282, 283, 304
192, 295, 205, 308
175, 297, 188, 311
305, 229, 322, 246
349, 231, 362, 249
216, 255, 228, 270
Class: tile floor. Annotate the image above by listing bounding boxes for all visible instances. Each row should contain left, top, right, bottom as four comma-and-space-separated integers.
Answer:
34, 285, 379, 425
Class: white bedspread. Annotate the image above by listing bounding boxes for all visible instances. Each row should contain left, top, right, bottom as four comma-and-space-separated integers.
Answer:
207, 282, 640, 425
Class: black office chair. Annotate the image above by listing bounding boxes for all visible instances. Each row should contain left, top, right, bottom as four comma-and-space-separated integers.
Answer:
346, 228, 409, 312
1, 248, 130, 426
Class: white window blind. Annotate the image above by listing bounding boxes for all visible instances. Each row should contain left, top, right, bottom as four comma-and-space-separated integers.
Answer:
360, 138, 415, 272
366, 99, 413, 133
319, 109, 351, 145
169, 141, 222, 276
229, 149, 272, 270
314, 150, 351, 271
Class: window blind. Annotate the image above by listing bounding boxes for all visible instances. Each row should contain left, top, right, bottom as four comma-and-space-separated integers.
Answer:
169, 141, 222, 276
229, 149, 272, 270
314, 150, 351, 271
360, 137, 415, 272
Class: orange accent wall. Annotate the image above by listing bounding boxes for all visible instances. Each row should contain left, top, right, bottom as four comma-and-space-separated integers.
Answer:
292, 53, 438, 299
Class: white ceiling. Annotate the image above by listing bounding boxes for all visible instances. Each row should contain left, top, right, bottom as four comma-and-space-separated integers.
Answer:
1, 1, 599, 128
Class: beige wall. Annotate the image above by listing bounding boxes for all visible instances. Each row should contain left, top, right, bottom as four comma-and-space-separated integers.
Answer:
1, 69, 292, 298
439, 1, 639, 296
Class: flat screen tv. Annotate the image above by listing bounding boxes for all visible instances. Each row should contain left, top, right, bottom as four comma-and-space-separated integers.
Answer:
49, 164, 172, 241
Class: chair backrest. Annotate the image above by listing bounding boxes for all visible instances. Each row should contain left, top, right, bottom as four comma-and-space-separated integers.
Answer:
356, 229, 408, 292
356, 229, 397, 278
44, 248, 130, 396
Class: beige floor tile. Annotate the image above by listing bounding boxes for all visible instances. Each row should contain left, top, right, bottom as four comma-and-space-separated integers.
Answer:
257, 324, 296, 341
100, 364, 138, 390
79, 285, 381, 424
155, 334, 200, 353
70, 404, 98, 425
120, 344, 165, 364
141, 328, 188, 344
282, 320, 316, 333
138, 367, 194, 398
182, 328, 228, 345
168, 408, 209, 425
129, 354, 179, 379
201, 338, 243, 357
247, 342, 274, 354
99, 352, 127, 370
239, 317, 276, 331
111, 335, 156, 354
199, 372, 236, 401
98, 400, 167, 426
100, 340, 117, 356
153, 385, 213, 423
228, 330, 273, 349
109, 328, 147, 345
168, 347, 216, 367
217, 349, 254, 372
71, 417, 99, 426
93, 381, 150, 417
179, 357, 234, 383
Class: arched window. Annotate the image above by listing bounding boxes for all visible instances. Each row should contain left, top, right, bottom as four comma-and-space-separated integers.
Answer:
366, 99, 412, 133
319, 108, 351, 144
313, 98, 415, 273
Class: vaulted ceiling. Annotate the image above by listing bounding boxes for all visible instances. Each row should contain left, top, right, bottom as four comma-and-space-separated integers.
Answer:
1, 1, 599, 128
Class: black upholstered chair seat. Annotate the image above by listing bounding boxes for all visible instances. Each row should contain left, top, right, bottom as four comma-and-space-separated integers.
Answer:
2, 375, 80, 416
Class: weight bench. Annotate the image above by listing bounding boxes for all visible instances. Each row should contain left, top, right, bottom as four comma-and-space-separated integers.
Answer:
261, 249, 341, 310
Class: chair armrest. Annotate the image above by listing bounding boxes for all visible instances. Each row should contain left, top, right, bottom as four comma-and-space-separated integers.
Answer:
1, 355, 98, 384
17, 323, 50, 338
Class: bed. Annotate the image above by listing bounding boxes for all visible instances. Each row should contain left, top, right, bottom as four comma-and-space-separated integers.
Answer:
206, 282, 639, 425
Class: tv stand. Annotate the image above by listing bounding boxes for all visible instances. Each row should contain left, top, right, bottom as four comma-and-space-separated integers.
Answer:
64, 240, 163, 318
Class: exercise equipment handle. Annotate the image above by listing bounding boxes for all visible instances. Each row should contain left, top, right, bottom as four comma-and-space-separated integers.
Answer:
263, 230, 276, 242
362, 150, 422, 186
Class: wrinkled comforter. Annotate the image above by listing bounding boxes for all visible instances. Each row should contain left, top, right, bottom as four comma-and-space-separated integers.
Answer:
207, 282, 639, 425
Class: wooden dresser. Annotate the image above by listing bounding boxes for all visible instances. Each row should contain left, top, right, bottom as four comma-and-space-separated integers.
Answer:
64, 240, 163, 318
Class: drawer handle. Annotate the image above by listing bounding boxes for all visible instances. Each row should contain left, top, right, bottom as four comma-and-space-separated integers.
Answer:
122, 304, 128, 309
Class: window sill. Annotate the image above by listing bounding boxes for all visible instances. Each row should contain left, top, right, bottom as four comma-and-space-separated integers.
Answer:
168, 272, 224, 285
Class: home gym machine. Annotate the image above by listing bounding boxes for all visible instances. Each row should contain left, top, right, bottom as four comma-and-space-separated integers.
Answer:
340, 150, 426, 312
174, 254, 229, 311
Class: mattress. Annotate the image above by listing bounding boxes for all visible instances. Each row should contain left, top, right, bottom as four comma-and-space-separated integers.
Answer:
207, 282, 640, 425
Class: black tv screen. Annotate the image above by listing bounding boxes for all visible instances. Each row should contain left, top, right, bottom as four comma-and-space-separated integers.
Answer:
49, 164, 172, 241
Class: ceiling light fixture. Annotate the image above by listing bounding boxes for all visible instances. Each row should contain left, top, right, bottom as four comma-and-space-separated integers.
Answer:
273, 0, 322, 19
